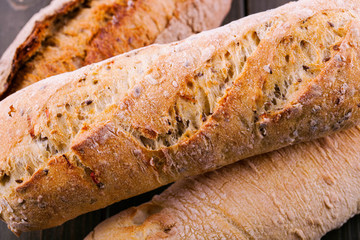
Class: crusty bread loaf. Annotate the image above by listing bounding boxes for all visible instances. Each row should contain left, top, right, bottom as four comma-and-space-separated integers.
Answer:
2, 0, 360, 234
85, 126, 360, 240
0, 0, 232, 235
0, 0, 231, 98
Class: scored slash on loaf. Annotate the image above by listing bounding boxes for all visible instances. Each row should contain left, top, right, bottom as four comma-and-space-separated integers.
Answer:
1, 0, 360, 235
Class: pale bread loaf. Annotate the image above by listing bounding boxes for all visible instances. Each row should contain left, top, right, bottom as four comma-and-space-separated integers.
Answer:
86, 126, 360, 240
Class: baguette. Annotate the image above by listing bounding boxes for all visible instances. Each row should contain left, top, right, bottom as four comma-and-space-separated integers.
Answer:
0, 0, 232, 234
2, 0, 360, 234
0, 0, 231, 98
85, 126, 360, 240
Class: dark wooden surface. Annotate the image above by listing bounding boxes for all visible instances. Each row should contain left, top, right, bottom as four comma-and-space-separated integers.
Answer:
0, 0, 359, 239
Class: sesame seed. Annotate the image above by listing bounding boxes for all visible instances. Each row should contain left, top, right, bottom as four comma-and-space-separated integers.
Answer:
145, 75, 157, 85
335, 54, 346, 62
133, 86, 142, 98
263, 64, 272, 74
172, 81, 178, 88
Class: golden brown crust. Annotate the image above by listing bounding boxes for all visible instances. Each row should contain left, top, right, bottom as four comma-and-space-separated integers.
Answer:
0, 0, 84, 97
0, 0, 231, 234
86, 126, 360, 240
0, 0, 231, 98
1, 0, 360, 235
83, 0, 170, 64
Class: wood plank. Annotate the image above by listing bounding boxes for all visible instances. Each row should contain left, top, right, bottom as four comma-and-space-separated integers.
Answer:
247, 0, 297, 15
223, 0, 245, 24
323, 215, 360, 239
0, 0, 52, 55
0, 221, 42, 240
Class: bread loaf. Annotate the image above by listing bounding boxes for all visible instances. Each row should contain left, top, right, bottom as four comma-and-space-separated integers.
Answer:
85, 126, 360, 240
0, 0, 232, 234
0, 0, 231, 235
2, 0, 360, 234
0, 0, 231, 98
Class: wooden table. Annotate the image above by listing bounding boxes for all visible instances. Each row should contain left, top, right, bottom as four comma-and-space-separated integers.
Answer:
0, 0, 359, 239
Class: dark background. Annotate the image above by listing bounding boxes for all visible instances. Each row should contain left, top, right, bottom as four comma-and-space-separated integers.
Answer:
0, 0, 359, 239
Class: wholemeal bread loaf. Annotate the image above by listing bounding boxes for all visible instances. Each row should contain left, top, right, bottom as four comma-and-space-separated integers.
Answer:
0, 0, 231, 98
85, 126, 360, 240
2, 0, 360, 234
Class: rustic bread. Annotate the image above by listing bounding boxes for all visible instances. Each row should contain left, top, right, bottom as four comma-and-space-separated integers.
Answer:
85, 126, 360, 240
2, 0, 360, 234
0, 0, 232, 234
0, 0, 231, 98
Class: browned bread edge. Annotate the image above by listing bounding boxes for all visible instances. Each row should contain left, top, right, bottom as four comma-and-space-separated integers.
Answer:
0, 0, 231, 98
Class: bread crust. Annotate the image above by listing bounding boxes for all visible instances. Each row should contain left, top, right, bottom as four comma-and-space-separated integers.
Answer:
85, 126, 360, 240
0, 0, 83, 97
0, 0, 231, 98
1, 0, 360, 234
